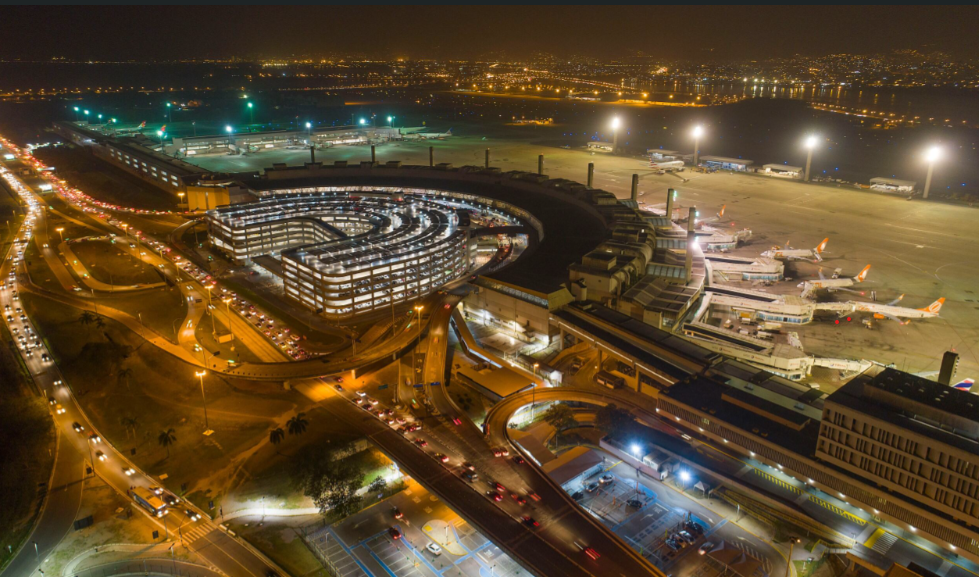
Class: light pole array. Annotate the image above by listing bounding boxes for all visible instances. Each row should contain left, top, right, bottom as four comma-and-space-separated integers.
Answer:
692, 125, 704, 166
610, 116, 621, 153
923, 146, 942, 199
804, 135, 818, 182
195, 370, 212, 435
223, 297, 235, 351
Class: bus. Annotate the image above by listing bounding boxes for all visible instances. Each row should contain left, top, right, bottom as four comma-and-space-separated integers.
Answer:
133, 487, 168, 517
594, 371, 625, 390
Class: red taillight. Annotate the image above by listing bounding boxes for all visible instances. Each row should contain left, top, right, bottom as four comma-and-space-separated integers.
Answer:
834, 319, 840, 325
585, 548, 600, 560
846, 317, 852, 322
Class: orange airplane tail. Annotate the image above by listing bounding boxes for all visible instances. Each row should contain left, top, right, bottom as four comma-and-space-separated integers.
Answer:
919, 297, 946, 314
815, 238, 829, 254
855, 265, 871, 282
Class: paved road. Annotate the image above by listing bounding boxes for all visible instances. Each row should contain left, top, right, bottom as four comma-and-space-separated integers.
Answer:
0, 157, 283, 577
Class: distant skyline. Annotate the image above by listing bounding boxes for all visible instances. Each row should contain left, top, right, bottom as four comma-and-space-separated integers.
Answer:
3, 5, 979, 61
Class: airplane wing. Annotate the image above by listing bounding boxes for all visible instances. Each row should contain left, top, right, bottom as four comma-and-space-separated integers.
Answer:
881, 312, 907, 324
800, 284, 815, 299
886, 294, 905, 306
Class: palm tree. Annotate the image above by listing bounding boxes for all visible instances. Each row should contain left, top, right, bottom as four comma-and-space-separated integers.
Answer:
158, 428, 177, 459
121, 416, 140, 440
94, 316, 106, 331
269, 427, 285, 446
286, 413, 308, 436
117, 368, 134, 390
79, 311, 97, 326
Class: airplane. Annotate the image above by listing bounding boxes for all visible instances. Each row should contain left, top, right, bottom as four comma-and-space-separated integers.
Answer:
799, 265, 871, 298
762, 238, 828, 262
649, 160, 685, 172
851, 296, 945, 324
953, 378, 975, 392
409, 128, 453, 139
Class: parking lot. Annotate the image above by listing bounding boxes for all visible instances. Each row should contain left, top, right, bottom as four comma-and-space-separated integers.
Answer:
306, 484, 526, 577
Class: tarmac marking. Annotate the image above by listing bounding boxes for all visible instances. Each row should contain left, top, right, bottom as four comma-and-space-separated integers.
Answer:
752, 469, 802, 495
808, 495, 866, 525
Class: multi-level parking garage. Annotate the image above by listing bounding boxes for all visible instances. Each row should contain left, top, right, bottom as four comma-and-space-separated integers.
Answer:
207, 187, 529, 320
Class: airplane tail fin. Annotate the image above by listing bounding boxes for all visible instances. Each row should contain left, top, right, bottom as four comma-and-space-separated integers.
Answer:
446, 128, 452, 135
919, 297, 946, 315
855, 265, 871, 283
718, 205, 726, 218
816, 238, 829, 254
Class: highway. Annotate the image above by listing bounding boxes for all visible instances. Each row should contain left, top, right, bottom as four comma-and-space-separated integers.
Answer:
310, 293, 668, 577
0, 159, 284, 577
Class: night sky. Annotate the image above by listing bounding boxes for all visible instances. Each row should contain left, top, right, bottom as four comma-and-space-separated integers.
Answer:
3, 5, 979, 60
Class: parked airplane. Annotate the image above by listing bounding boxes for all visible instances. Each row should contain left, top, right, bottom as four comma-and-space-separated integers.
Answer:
762, 238, 828, 262
953, 378, 975, 392
649, 160, 685, 172
799, 265, 871, 298
852, 296, 945, 324
410, 128, 453, 139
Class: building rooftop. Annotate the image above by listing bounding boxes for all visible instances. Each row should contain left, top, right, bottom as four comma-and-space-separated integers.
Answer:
827, 367, 979, 454
700, 155, 754, 166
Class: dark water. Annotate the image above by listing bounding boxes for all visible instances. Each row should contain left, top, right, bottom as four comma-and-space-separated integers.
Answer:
1, 63, 976, 196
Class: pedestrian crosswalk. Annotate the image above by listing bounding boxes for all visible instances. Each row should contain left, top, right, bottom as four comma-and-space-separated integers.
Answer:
865, 529, 898, 556
732, 541, 773, 575
181, 522, 216, 544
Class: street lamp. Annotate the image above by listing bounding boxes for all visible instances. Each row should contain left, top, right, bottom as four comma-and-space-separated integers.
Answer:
55, 227, 64, 243
247, 101, 254, 125
359, 118, 367, 126
223, 297, 235, 351
387, 115, 394, 127
804, 135, 818, 182
166, 102, 172, 123
610, 116, 621, 153
177, 192, 185, 206
225, 125, 234, 148
205, 285, 215, 336
692, 125, 704, 166
679, 469, 691, 492
923, 146, 942, 199
195, 371, 212, 435
73, 106, 79, 121
413, 305, 424, 375
305, 121, 312, 138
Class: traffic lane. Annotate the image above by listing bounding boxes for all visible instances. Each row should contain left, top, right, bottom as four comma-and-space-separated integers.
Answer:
3, 433, 85, 577
190, 530, 272, 577
483, 389, 670, 574
320, 397, 605, 577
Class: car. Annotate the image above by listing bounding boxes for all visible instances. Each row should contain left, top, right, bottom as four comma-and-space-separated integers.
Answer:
462, 461, 476, 471
40, 353, 50, 362
163, 493, 180, 506
414, 438, 428, 448
123, 467, 135, 476
54, 404, 66, 415
392, 507, 403, 519
521, 516, 539, 528
699, 542, 716, 556
72, 422, 84, 432
426, 542, 442, 556
444, 303, 451, 310
89, 433, 101, 443
434, 453, 449, 463
451, 417, 462, 426
388, 526, 402, 540
492, 448, 503, 457
512, 455, 525, 465
584, 547, 601, 560
149, 486, 164, 495
499, 447, 509, 456
48, 397, 56, 405
95, 451, 107, 461
626, 499, 643, 508
678, 530, 695, 544
333, 384, 343, 391
336, 376, 345, 383
585, 481, 599, 493
406, 423, 421, 432
511, 494, 527, 506
599, 474, 614, 484
487, 491, 503, 502
527, 492, 541, 502
367, 397, 379, 405
185, 509, 202, 521
462, 470, 479, 482
493, 482, 505, 493
572, 491, 585, 501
